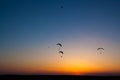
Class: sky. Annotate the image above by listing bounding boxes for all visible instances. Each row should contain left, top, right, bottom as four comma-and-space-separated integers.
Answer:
0, 0, 120, 75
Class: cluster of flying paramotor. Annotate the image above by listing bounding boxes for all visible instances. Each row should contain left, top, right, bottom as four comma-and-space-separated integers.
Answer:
56, 43, 104, 58
56, 43, 64, 58
48, 0, 105, 59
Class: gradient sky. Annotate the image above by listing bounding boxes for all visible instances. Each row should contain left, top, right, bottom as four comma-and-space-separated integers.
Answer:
0, 0, 120, 75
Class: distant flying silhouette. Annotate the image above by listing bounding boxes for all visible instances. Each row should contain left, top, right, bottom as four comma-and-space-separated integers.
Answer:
56, 43, 62, 47
56, 43, 64, 58
97, 48, 104, 50
58, 51, 64, 54
60, 6, 63, 8
56, 43, 62, 50
97, 48, 104, 54
58, 51, 64, 58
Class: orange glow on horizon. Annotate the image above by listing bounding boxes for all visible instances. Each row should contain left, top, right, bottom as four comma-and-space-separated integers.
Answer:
17, 57, 120, 75
1, 37, 120, 75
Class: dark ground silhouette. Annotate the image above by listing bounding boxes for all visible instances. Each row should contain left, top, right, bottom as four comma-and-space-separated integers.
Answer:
0, 74, 120, 80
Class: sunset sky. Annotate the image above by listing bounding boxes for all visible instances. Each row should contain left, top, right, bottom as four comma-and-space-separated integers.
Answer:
0, 0, 120, 75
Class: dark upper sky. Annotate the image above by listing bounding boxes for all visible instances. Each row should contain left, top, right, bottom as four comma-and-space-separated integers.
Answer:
1, 0, 120, 48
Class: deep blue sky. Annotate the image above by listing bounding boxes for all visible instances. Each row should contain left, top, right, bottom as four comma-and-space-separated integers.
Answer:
1, 0, 120, 49
0, 0, 120, 75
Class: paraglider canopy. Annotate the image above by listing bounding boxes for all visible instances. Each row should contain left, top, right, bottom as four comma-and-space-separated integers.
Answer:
97, 48, 104, 50
58, 51, 64, 54
97, 48, 104, 54
58, 51, 64, 58
56, 43, 62, 47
